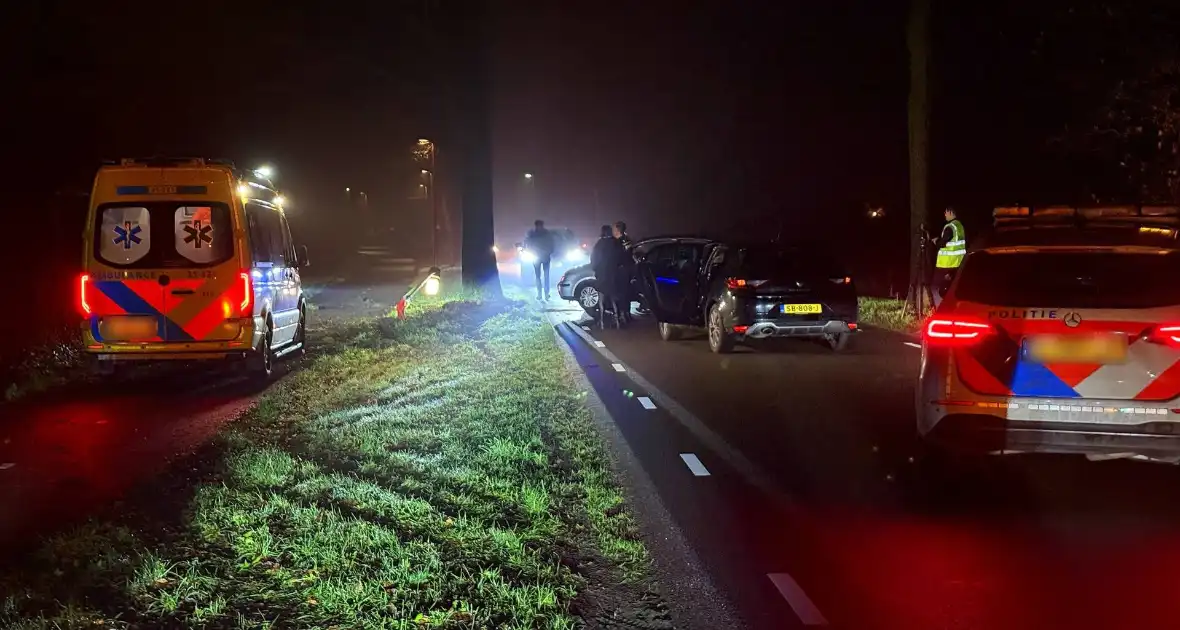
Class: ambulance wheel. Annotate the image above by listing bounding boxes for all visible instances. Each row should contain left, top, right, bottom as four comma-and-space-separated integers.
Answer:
293, 305, 307, 357
92, 359, 119, 378
250, 323, 274, 380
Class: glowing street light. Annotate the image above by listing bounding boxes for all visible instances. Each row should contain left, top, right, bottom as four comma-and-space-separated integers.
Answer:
423, 275, 441, 296
254, 165, 274, 179
524, 173, 534, 179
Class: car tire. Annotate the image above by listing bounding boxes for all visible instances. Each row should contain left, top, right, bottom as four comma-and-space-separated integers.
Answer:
827, 332, 852, 352
293, 306, 307, 357
249, 320, 274, 380
707, 305, 734, 354
658, 321, 682, 341
577, 282, 601, 315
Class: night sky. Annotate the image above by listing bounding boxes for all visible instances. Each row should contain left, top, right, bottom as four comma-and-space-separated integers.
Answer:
2, 1, 1148, 259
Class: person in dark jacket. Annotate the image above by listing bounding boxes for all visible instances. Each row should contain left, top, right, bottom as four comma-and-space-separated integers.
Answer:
591, 224, 629, 328
613, 221, 643, 317
524, 219, 556, 300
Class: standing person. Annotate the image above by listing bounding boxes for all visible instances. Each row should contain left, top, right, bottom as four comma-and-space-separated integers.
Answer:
524, 219, 556, 300
612, 221, 634, 252
930, 206, 966, 307
592, 224, 628, 328
613, 221, 643, 317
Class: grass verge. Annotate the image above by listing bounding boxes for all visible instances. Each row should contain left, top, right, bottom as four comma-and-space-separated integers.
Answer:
0, 290, 669, 629
858, 297, 922, 334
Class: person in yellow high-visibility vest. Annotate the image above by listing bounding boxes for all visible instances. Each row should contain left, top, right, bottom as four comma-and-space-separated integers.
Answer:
930, 206, 966, 307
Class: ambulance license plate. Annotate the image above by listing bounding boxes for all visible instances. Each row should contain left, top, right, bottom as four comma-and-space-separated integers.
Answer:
782, 303, 822, 314
1025, 334, 1127, 364
102, 316, 159, 340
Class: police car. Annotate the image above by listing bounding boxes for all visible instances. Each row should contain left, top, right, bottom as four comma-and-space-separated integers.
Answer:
918, 205, 1180, 463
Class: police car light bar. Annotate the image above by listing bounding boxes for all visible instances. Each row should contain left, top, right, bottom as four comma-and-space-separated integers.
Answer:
994, 205, 1180, 227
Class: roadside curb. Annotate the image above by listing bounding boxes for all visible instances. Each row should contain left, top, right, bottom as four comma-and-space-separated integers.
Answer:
545, 315, 748, 630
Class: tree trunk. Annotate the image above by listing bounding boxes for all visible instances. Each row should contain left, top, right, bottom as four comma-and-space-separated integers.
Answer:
906, 0, 932, 314
449, 0, 501, 295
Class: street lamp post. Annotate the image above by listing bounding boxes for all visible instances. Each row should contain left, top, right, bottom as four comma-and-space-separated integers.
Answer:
419, 139, 439, 265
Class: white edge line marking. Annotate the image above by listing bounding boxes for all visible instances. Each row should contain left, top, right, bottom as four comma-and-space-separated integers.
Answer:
562, 321, 802, 515
594, 340, 606, 347
638, 396, 657, 410
612, 363, 626, 372
903, 341, 922, 349
679, 453, 711, 476
768, 573, 828, 626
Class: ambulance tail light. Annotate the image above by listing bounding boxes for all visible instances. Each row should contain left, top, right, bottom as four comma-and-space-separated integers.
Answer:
924, 316, 992, 346
239, 271, 253, 315
79, 274, 92, 316
1148, 324, 1180, 348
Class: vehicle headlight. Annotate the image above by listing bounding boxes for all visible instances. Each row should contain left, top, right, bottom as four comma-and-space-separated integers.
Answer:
520, 249, 538, 264
565, 249, 586, 263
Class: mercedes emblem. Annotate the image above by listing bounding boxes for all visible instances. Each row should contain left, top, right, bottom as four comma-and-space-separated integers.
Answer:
1063, 311, 1082, 328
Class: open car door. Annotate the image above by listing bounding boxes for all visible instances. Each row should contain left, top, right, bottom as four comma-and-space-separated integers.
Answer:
638, 241, 707, 325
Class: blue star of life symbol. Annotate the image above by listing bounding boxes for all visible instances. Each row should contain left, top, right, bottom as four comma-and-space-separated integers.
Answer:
113, 221, 142, 250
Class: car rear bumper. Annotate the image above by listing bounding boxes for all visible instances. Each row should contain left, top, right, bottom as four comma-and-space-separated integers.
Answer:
741, 319, 857, 339
82, 317, 261, 360
924, 412, 1180, 461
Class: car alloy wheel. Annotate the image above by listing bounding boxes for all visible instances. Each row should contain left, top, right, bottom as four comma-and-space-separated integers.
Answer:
708, 305, 733, 353
579, 285, 600, 310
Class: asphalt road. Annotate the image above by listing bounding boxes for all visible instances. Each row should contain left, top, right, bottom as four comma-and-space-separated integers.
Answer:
0, 245, 424, 547
549, 303, 1180, 630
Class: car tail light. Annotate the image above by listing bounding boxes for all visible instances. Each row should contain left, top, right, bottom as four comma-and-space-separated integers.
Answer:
79, 273, 91, 316
1149, 324, 1180, 347
829, 276, 852, 285
924, 316, 992, 345
726, 278, 768, 290
239, 271, 253, 315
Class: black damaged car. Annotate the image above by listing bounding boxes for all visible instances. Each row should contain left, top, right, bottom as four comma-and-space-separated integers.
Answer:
637, 240, 859, 353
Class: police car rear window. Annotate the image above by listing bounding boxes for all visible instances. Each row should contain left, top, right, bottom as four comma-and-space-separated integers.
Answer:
95, 202, 233, 268
955, 251, 1180, 309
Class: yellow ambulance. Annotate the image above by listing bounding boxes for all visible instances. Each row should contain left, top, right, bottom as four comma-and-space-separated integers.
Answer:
80, 157, 307, 378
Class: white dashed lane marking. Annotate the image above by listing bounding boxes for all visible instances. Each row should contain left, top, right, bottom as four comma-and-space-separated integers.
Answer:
904, 341, 921, 349
679, 453, 711, 476
767, 573, 828, 626
594, 340, 605, 348
581, 326, 591, 331
612, 363, 626, 372
638, 396, 657, 410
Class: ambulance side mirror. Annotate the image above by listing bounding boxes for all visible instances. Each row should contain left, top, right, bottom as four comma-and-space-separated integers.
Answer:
297, 244, 311, 268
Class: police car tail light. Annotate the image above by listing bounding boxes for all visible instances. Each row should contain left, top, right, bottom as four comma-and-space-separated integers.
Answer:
78, 274, 92, 316
239, 271, 253, 315
726, 278, 767, 290
1148, 324, 1180, 348
924, 316, 992, 345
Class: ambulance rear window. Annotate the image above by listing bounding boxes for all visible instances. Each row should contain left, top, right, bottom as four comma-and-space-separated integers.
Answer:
94, 202, 233, 268
955, 251, 1180, 309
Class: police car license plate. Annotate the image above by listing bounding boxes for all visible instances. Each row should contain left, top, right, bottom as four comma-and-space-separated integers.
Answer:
782, 303, 822, 314
1024, 334, 1127, 364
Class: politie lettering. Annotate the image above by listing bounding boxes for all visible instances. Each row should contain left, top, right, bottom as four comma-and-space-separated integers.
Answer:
986, 309, 1059, 319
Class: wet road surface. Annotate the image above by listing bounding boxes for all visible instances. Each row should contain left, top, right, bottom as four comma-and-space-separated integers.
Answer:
548, 303, 1180, 629
0, 246, 424, 546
